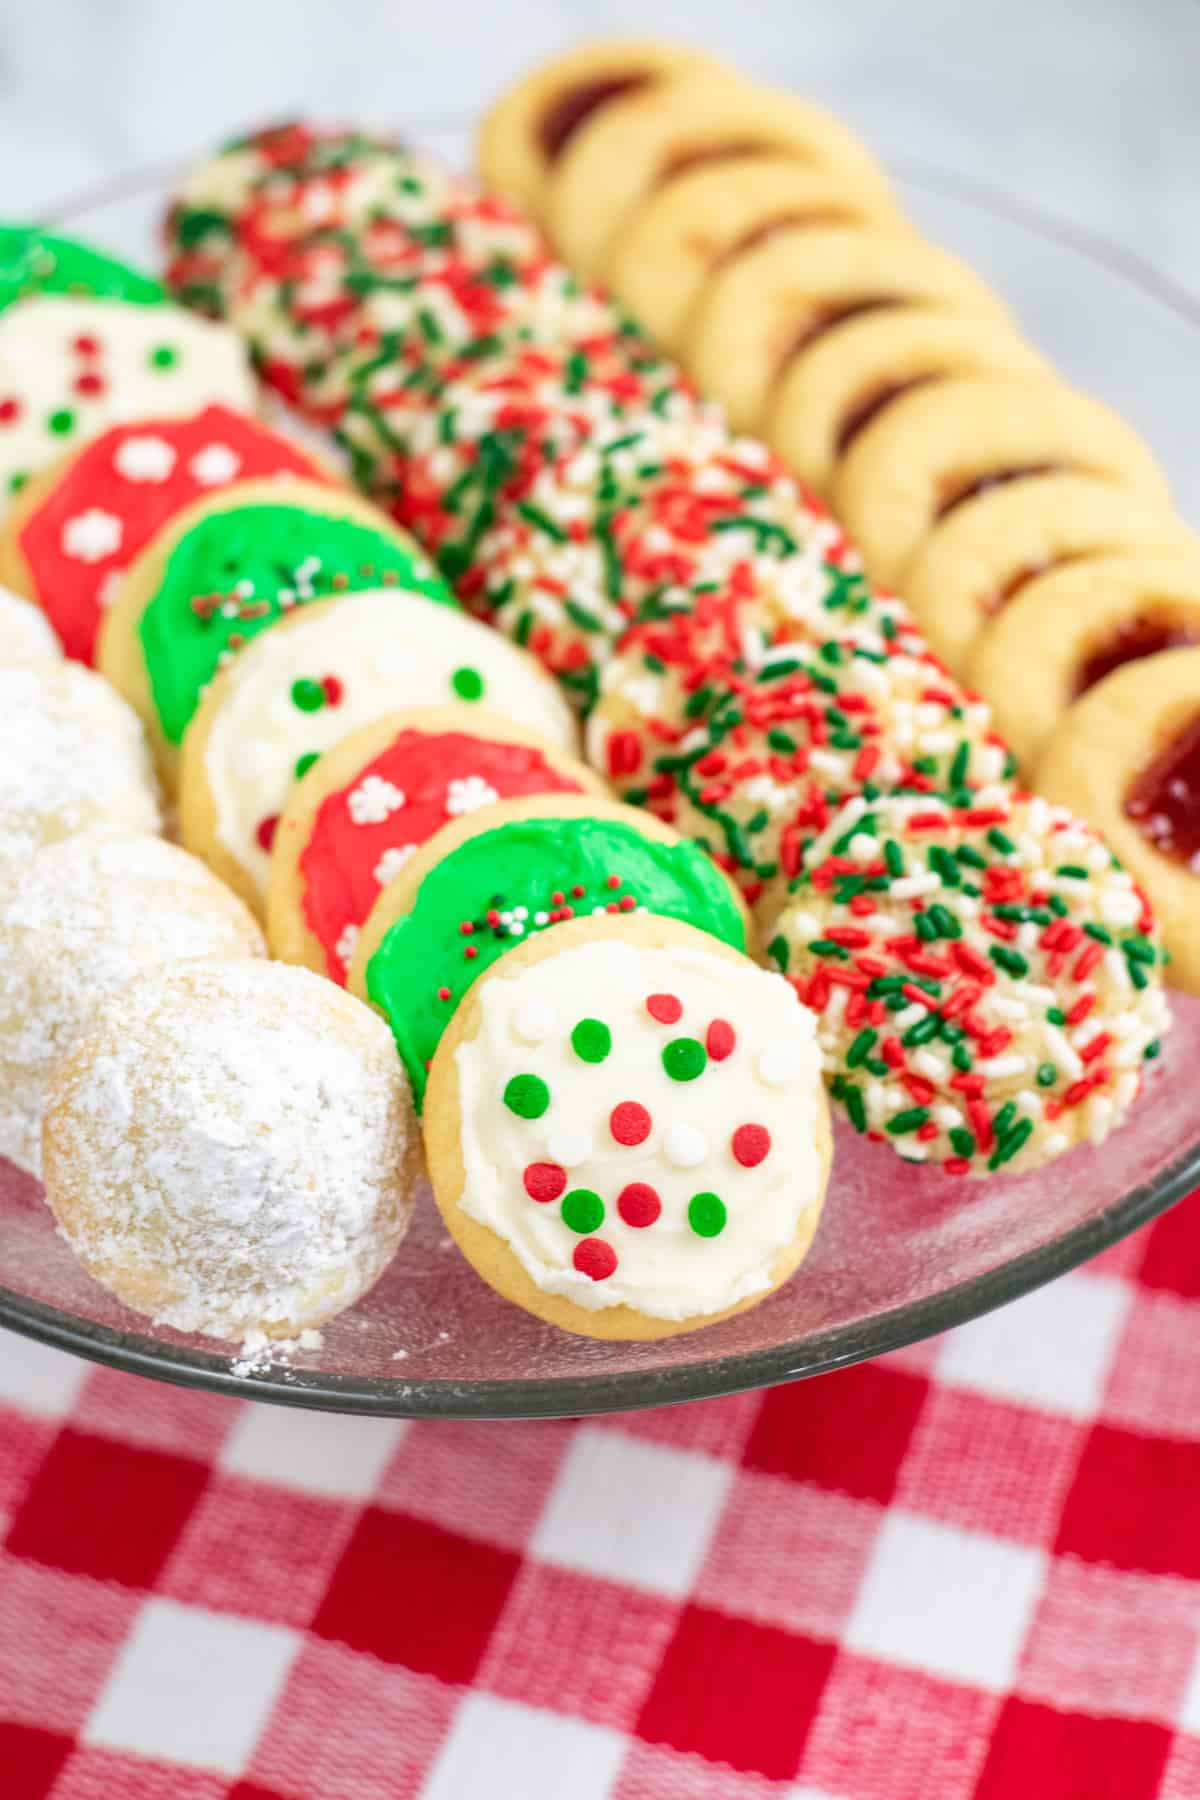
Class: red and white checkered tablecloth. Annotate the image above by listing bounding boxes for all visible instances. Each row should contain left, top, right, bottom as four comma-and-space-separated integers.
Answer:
3, 1189, 1200, 1800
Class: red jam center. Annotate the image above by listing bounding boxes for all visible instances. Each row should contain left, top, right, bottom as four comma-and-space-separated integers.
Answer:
1075, 613, 1200, 697
712, 206, 850, 267
1125, 711, 1200, 871
659, 139, 770, 181
835, 374, 939, 455
540, 75, 651, 159
935, 463, 1060, 522
787, 295, 901, 362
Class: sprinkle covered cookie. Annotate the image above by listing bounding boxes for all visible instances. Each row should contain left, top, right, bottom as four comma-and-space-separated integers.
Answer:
348, 793, 749, 1105
769, 790, 1169, 1173
425, 910, 830, 1337
266, 704, 604, 980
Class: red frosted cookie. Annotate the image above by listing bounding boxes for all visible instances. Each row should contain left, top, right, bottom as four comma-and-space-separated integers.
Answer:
265, 703, 605, 981
0, 405, 331, 661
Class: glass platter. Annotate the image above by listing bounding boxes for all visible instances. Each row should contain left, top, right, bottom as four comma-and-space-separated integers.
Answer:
1, 134, 1198, 1420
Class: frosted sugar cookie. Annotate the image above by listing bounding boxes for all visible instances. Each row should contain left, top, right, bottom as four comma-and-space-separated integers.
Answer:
605, 156, 907, 353
0, 583, 61, 665
267, 705, 604, 980
1037, 646, 1200, 994
682, 226, 1013, 432
0, 406, 331, 661
477, 38, 719, 219
348, 793, 749, 1105
97, 479, 452, 781
0, 831, 263, 1174
832, 374, 1171, 588
544, 70, 893, 280
899, 472, 1197, 675
178, 587, 577, 910
968, 550, 1200, 770
769, 790, 1168, 1173
425, 911, 831, 1338
42, 960, 417, 1341
0, 223, 164, 311
765, 310, 1048, 497
0, 660, 158, 859
0, 295, 254, 515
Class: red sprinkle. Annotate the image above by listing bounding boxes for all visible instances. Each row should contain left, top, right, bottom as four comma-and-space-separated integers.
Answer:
646, 993, 682, 1024
617, 1183, 661, 1228
437, 986, 451, 1002
323, 674, 344, 706
523, 1162, 566, 1203
706, 1018, 736, 1061
574, 1239, 618, 1281
732, 1123, 771, 1167
255, 814, 279, 852
610, 1101, 651, 1146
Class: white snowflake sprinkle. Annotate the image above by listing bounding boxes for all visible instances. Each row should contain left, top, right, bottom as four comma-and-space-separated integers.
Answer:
348, 775, 407, 826
373, 843, 416, 888
335, 922, 359, 971
189, 442, 242, 486
113, 435, 176, 482
445, 774, 501, 816
61, 508, 122, 563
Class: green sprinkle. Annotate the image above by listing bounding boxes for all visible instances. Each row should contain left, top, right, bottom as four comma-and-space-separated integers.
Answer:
1056, 864, 1090, 879
928, 847, 961, 887
952, 1043, 974, 1072
571, 1019, 612, 1064
1037, 1062, 1058, 1087
1145, 1040, 1161, 1060
1083, 922, 1113, 944
562, 1188, 604, 1233
47, 408, 74, 436
847, 1028, 878, 1069
290, 677, 324, 712
688, 1192, 727, 1238
949, 742, 971, 788
843, 1084, 867, 1133
293, 752, 319, 780
902, 1014, 941, 1048
1130, 960, 1149, 990
929, 903, 962, 939
503, 1074, 549, 1119
993, 1099, 1018, 1142
987, 828, 1017, 855
808, 938, 849, 960
949, 1127, 976, 1159
1123, 936, 1156, 964
884, 839, 905, 877
989, 1116, 1034, 1171
990, 945, 1029, 978
768, 933, 789, 972
451, 666, 485, 701
767, 728, 796, 753
1046, 1006, 1066, 1026
887, 1107, 931, 1135
148, 343, 178, 369
956, 844, 987, 870
515, 499, 568, 542
663, 1037, 707, 1082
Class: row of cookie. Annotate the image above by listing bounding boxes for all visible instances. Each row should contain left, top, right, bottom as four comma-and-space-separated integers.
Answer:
164, 129, 1175, 1174
480, 43, 1200, 774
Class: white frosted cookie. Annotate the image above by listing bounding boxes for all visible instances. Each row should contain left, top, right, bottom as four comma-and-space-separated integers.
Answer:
682, 225, 1012, 432
0, 660, 159, 859
0, 831, 263, 1175
0, 295, 255, 515
900, 472, 1197, 675
604, 155, 907, 352
477, 37, 718, 220
179, 586, 578, 909
544, 69, 893, 280
0, 582, 61, 665
967, 549, 1200, 770
424, 911, 831, 1339
42, 959, 418, 1340
832, 373, 1172, 589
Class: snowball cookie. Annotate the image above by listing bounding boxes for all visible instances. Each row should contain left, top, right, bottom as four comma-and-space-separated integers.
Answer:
683, 226, 1013, 434
0, 405, 331, 662
544, 69, 893, 282
0, 295, 254, 517
832, 373, 1171, 589
0, 660, 159, 860
179, 585, 577, 912
0, 223, 164, 312
97, 479, 452, 785
765, 310, 1048, 497
0, 582, 61, 665
769, 790, 1169, 1173
477, 37, 719, 220
42, 960, 418, 1341
267, 704, 605, 982
0, 830, 263, 1175
426, 910, 831, 1338
603, 156, 907, 353
968, 550, 1200, 771
1036, 646, 1200, 995
898, 473, 1197, 676
348, 793, 749, 1107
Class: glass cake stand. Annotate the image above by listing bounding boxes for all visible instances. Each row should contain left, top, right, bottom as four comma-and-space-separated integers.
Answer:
1, 137, 1198, 1419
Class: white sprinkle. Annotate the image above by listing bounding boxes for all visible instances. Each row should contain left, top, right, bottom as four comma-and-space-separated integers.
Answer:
663, 1123, 707, 1168
545, 1124, 590, 1167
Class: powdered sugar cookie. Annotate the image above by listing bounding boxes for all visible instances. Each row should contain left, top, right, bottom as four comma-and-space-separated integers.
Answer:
98, 480, 451, 783
42, 960, 417, 1341
0, 660, 159, 860
544, 70, 893, 281
477, 39, 719, 220
832, 373, 1171, 588
267, 704, 605, 981
348, 793, 749, 1106
0, 583, 61, 665
424, 910, 831, 1338
0, 295, 254, 515
1036, 646, 1200, 994
0, 223, 164, 312
179, 586, 578, 910
683, 226, 1013, 432
967, 550, 1200, 770
605, 155, 907, 353
899, 472, 1197, 675
764, 309, 1048, 497
0, 830, 263, 1175
0, 407, 332, 661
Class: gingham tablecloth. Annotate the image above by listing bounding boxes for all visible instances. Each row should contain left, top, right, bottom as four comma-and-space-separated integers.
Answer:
3, 1189, 1200, 1800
